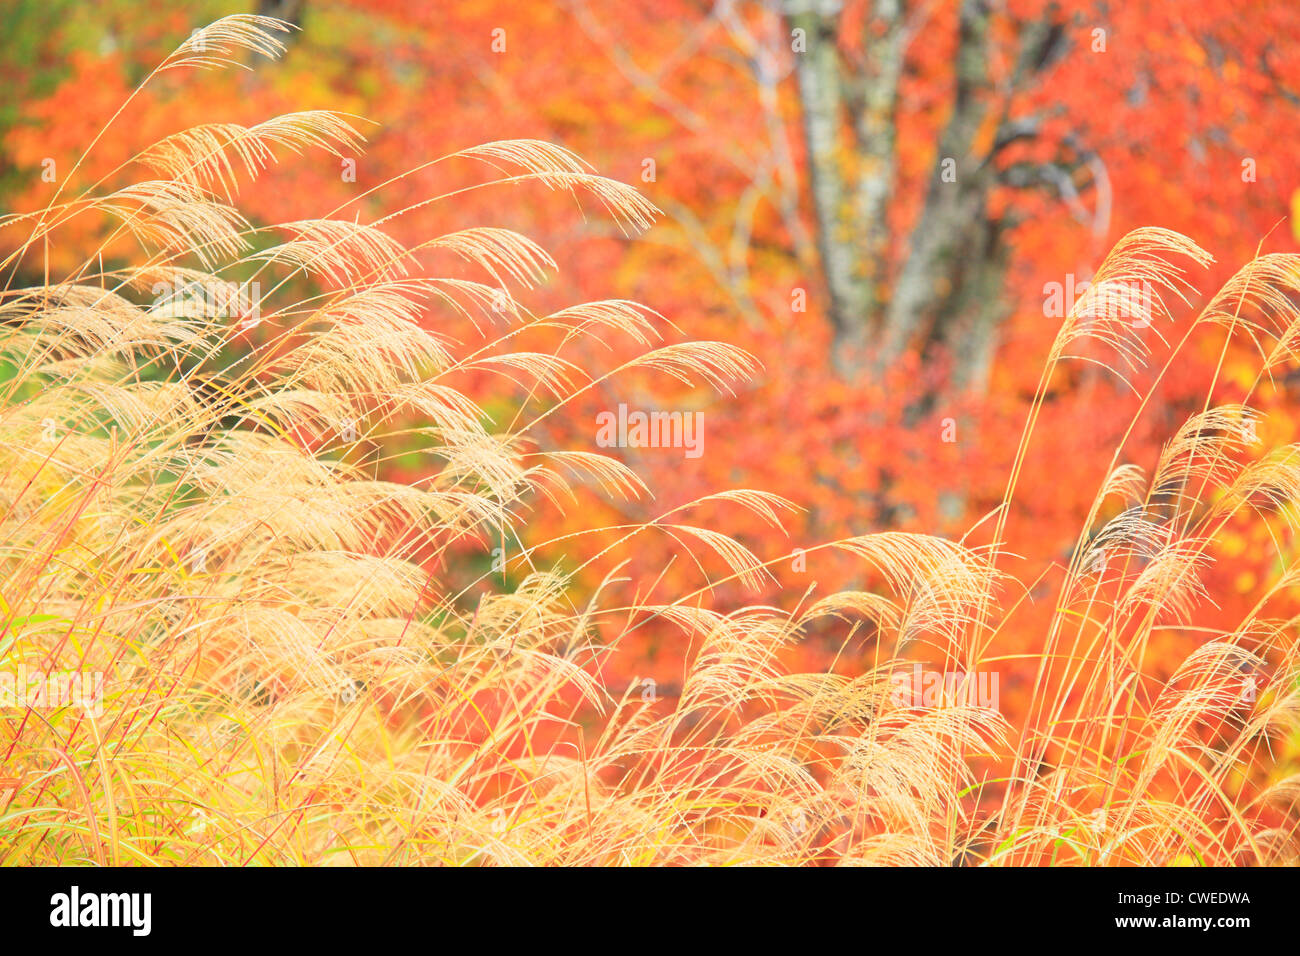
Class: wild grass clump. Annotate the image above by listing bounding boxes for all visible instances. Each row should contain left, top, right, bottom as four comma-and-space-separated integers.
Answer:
0, 17, 1298, 866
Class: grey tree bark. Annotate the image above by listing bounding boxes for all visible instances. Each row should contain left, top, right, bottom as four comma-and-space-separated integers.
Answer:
780, 0, 1073, 390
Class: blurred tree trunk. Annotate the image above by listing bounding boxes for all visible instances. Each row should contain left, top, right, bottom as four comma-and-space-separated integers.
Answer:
258, 0, 306, 29
782, 0, 1070, 390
